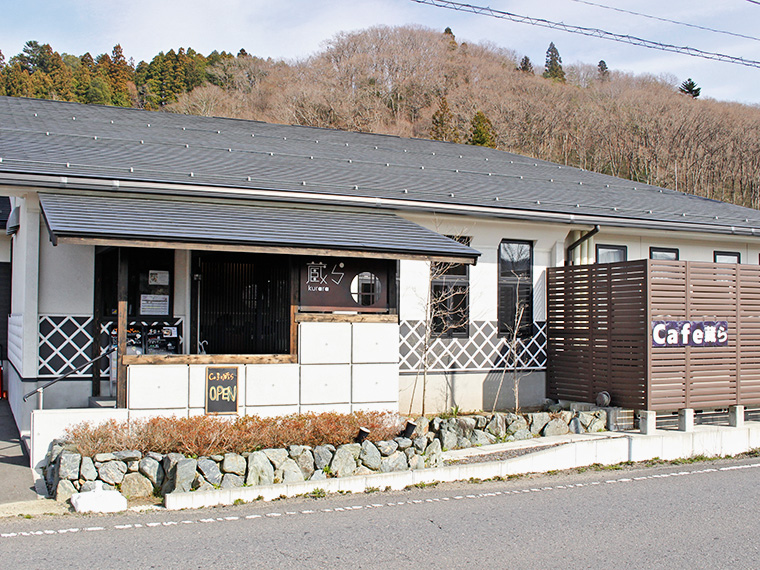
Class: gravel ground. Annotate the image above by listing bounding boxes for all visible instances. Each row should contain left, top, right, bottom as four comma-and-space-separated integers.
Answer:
444, 442, 565, 465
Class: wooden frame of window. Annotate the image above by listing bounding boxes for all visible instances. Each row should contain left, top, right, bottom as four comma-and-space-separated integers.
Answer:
649, 247, 679, 261
498, 239, 533, 338
596, 244, 627, 264
714, 251, 741, 264
431, 236, 471, 338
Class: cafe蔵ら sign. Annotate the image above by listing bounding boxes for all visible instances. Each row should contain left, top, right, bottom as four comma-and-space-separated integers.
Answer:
651, 320, 728, 348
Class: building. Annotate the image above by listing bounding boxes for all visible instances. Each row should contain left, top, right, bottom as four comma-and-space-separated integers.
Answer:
2, 95, 760, 455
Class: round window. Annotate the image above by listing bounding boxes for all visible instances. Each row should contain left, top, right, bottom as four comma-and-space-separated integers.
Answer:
350, 272, 382, 306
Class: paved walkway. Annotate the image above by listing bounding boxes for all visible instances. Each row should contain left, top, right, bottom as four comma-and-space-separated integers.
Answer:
0, 399, 41, 504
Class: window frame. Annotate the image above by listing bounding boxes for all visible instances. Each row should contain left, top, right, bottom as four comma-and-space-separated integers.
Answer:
595, 244, 627, 264
497, 239, 533, 339
714, 251, 741, 264
430, 236, 471, 338
649, 247, 680, 261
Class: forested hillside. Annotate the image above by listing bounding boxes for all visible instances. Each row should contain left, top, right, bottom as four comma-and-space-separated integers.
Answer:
2, 26, 759, 209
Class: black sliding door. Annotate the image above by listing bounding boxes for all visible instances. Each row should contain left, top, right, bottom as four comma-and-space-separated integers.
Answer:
193, 252, 290, 355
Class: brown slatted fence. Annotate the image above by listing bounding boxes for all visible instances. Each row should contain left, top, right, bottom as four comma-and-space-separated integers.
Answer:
549, 259, 760, 411
547, 260, 648, 409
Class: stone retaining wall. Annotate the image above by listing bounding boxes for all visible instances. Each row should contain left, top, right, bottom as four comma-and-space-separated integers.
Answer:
44, 409, 606, 502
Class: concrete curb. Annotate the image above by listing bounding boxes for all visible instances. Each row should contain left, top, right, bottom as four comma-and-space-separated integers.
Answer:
164, 422, 760, 510
0, 499, 68, 518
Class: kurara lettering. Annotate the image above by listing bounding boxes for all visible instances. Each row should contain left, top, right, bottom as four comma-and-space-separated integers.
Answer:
651, 320, 728, 348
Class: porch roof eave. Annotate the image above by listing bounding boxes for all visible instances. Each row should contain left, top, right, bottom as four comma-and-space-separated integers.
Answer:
39, 192, 481, 265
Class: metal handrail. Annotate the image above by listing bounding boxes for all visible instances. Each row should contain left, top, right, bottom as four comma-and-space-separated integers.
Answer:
23, 345, 117, 403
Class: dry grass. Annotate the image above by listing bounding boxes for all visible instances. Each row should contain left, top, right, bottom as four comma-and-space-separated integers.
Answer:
65, 411, 403, 457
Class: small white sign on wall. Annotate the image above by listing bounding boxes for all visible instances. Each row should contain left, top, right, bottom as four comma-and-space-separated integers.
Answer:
148, 270, 170, 286
140, 294, 170, 315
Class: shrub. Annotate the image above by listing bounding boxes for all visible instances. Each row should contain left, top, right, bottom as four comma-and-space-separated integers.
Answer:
65, 411, 402, 457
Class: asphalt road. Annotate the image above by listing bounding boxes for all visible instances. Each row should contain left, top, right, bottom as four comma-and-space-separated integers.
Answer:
1, 456, 759, 569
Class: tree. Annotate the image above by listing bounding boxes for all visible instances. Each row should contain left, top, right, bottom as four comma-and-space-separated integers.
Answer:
106, 45, 135, 106
407, 231, 471, 416
12, 41, 55, 74
85, 75, 113, 105
468, 111, 497, 148
542, 42, 565, 82
679, 78, 701, 98
73, 53, 94, 102
45, 51, 75, 100
1, 62, 34, 97
430, 96, 459, 142
517, 55, 533, 74
443, 26, 457, 49
597, 60, 609, 82
0, 50, 5, 69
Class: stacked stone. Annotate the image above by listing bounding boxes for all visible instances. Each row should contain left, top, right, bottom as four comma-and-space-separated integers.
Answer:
426, 410, 607, 450
45, 434, 445, 501
43, 445, 156, 503
44, 408, 605, 502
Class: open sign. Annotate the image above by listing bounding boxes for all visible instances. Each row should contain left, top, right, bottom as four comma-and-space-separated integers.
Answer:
205, 366, 239, 414
651, 320, 728, 348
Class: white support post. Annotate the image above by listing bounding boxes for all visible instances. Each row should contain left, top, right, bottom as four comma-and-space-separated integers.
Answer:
678, 408, 694, 432
639, 410, 657, 434
729, 405, 744, 428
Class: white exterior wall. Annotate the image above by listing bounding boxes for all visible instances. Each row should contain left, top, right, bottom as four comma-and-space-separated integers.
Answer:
10, 195, 40, 378
38, 225, 94, 314
591, 228, 760, 264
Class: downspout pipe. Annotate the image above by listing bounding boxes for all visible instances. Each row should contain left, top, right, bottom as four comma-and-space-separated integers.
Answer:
565, 225, 600, 266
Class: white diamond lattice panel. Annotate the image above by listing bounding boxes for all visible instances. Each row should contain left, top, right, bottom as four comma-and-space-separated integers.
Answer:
38, 315, 95, 377
399, 320, 546, 372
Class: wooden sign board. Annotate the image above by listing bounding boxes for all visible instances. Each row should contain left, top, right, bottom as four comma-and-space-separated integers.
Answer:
299, 257, 391, 312
205, 366, 238, 415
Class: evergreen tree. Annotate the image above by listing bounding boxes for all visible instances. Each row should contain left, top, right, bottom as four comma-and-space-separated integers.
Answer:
430, 96, 459, 142
2, 62, 34, 97
0, 50, 5, 69
517, 55, 534, 74
183, 48, 208, 91
30, 71, 53, 99
542, 42, 565, 82
73, 53, 95, 103
46, 51, 75, 100
107, 45, 135, 107
12, 41, 56, 74
443, 27, 457, 49
597, 60, 609, 82
679, 78, 701, 98
85, 75, 112, 105
468, 111, 497, 148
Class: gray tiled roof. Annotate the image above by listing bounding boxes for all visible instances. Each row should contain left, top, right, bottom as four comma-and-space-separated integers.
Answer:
2, 96, 760, 235
39, 193, 479, 262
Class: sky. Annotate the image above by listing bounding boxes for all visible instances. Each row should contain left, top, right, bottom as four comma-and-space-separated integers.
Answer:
2, 0, 759, 105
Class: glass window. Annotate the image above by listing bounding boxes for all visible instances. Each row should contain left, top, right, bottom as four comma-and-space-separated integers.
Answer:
431, 236, 470, 337
714, 251, 741, 264
596, 244, 627, 264
498, 240, 533, 338
650, 247, 679, 261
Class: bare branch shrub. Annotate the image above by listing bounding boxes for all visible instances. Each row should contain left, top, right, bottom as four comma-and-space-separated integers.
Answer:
65, 411, 402, 456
